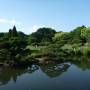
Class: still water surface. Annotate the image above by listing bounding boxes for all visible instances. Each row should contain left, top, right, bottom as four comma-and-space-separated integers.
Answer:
0, 62, 90, 90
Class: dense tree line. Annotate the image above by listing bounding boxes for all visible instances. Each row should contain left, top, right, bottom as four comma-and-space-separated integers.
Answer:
27, 25, 90, 46
0, 25, 90, 65
53, 25, 89, 45
1, 25, 90, 47
0, 26, 29, 64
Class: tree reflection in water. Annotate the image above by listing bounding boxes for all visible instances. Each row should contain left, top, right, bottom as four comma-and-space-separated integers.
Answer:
40, 62, 71, 78
0, 64, 39, 86
0, 62, 71, 86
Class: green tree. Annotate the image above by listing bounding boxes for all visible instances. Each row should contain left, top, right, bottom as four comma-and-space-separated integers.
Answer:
0, 26, 30, 62
81, 27, 90, 43
69, 25, 86, 44
8, 29, 12, 37
53, 32, 71, 45
12, 26, 18, 37
28, 27, 56, 45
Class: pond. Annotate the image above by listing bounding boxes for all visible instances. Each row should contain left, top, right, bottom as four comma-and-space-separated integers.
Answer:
0, 61, 90, 90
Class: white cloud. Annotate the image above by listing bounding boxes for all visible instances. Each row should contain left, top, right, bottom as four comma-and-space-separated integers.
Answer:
31, 25, 39, 32
29, 25, 45, 34
27, 25, 58, 34
9, 19, 22, 25
0, 18, 8, 23
0, 18, 22, 25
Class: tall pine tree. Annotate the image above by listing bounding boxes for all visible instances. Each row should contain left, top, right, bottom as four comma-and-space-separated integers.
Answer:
12, 26, 18, 37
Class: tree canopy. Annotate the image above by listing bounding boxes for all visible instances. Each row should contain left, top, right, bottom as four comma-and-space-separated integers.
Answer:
28, 27, 56, 45
0, 25, 90, 65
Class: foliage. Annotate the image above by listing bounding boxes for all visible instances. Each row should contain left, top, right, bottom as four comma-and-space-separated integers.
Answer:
81, 27, 90, 43
0, 26, 30, 63
28, 27, 56, 45
1, 25, 90, 65
53, 32, 70, 45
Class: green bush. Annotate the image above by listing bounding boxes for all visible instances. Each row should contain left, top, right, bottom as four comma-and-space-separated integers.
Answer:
81, 46, 90, 56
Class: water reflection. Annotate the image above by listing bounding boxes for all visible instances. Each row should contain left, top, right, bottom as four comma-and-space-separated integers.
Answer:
40, 62, 71, 78
0, 59, 90, 87
0, 62, 71, 86
0, 64, 39, 86
73, 59, 90, 71
27, 64, 39, 73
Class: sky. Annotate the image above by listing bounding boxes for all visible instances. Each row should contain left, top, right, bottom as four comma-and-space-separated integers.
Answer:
0, 0, 90, 34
